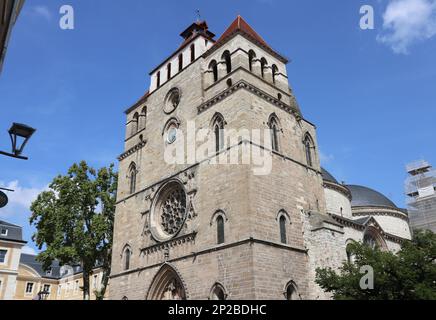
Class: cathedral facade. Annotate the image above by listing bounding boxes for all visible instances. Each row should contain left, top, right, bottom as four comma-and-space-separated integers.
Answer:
109, 16, 411, 300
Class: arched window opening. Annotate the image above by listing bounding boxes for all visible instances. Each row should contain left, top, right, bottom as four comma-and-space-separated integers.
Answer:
209, 60, 218, 83
363, 232, 378, 249
167, 63, 171, 80
129, 163, 137, 194
346, 242, 355, 264
217, 216, 225, 244
156, 71, 161, 88
212, 114, 225, 152
147, 264, 187, 300
124, 247, 131, 270
268, 116, 280, 152
222, 51, 232, 74
279, 215, 287, 244
210, 284, 226, 300
285, 282, 299, 300
131, 113, 139, 136
272, 64, 278, 84
363, 227, 387, 250
190, 44, 195, 62
260, 58, 268, 78
178, 53, 183, 72
304, 135, 314, 167
248, 50, 256, 72
140, 106, 147, 130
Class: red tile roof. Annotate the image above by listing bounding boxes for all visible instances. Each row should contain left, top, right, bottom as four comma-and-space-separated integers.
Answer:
215, 15, 272, 51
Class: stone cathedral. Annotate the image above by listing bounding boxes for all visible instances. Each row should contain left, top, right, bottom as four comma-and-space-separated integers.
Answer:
109, 16, 411, 300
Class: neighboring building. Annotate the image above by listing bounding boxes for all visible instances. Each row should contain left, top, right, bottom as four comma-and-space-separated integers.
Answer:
110, 16, 411, 300
0, 220, 27, 299
0, 0, 25, 74
405, 160, 436, 233
0, 220, 108, 300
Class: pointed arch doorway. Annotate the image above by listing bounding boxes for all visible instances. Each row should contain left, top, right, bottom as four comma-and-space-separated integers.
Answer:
147, 264, 187, 300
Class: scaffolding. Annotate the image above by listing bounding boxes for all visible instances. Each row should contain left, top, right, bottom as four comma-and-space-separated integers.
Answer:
405, 160, 436, 233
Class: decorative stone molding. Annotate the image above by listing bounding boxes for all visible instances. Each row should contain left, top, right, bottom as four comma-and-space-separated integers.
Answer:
141, 232, 197, 256
118, 140, 147, 161
352, 206, 409, 222
323, 181, 352, 200
197, 80, 300, 117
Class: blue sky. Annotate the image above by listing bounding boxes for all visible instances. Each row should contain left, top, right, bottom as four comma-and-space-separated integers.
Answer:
1, 0, 435, 254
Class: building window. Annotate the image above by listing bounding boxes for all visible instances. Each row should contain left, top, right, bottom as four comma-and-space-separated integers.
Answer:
140, 106, 147, 130
128, 162, 137, 194
279, 215, 287, 244
124, 247, 131, 270
74, 280, 79, 293
210, 283, 227, 300
0, 249, 6, 263
25, 282, 34, 295
260, 57, 268, 78
43, 284, 51, 294
272, 64, 278, 84
209, 60, 218, 83
268, 116, 280, 152
212, 113, 225, 152
46, 267, 52, 276
217, 216, 225, 244
222, 50, 232, 74
304, 134, 314, 167
178, 53, 183, 71
190, 44, 195, 62
248, 50, 256, 72
0, 280, 2, 291
131, 112, 139, 136
167, 63, 171, 80
285, 282, 299, 300
1, 228, 7, 236
57, 285, 62, 296
157, 71, 161, 88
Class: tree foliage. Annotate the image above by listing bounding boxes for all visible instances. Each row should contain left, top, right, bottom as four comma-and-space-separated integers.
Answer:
30, 161, 117, 300
315, 230, 436, 300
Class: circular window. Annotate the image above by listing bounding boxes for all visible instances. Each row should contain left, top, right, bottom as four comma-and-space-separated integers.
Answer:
150, 181, 188, 242
164, 88, 181, 114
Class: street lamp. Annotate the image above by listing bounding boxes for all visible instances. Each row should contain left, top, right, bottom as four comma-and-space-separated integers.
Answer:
0, 123, 36, 160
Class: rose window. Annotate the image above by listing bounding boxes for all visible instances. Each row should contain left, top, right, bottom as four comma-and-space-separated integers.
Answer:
161, 187, 186, 235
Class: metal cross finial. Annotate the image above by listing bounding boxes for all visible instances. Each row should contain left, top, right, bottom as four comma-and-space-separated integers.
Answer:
196, 9, 201, 22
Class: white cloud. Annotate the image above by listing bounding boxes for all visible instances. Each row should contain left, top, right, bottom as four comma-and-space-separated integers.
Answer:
319, 150, 335, 164
22, 246, 37, 256
0, 180, 47, 219
377, 0, 436, 54
29, 5, 52, 21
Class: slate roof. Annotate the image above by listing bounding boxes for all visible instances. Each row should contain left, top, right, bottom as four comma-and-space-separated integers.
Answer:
0, 220, 26, 243
346, 185, 398, 209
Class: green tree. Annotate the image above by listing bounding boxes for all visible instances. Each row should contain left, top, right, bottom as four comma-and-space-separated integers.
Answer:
30, 161, 117, 300
315, 230, 436, 300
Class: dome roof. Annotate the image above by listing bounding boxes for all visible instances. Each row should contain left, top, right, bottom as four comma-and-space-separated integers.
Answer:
346, 185, 397, 208
321, 167, 339, 184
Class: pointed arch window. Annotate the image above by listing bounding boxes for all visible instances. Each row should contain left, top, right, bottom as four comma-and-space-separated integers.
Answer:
140, 106, 147, 130
279, 215, 287, 244
260, 57, 268, 78
212, 114, 225, 152
248, 50, 256, 72
178, 53, 183, 72
128, 163, 137, 194
272, 64, 278, 84
217, 215, 225, 244
210, 283, 227, 300
285, 281, 299, 300
268, 116, 280, 152
209, 60, 218, 83
123, 247, 131, 271
131, 112, 139, 136
222, 50, 232, 74
190, 44, 195, 62
304, 134, 314, 167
